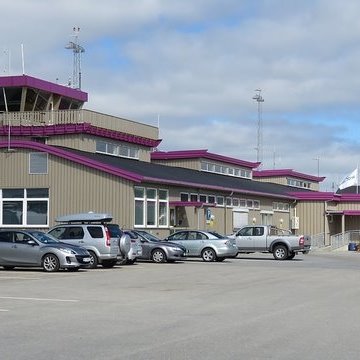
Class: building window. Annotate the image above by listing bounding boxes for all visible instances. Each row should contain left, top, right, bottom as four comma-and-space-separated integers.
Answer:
29, 153, 48, 174
216, 196, 224, 206
200, 161, 252, 179
226, 197, 232, 207
96, 140, 139, 160
1, 188, 49, 227
208, 195, 216, 204
273, 202, 290, 212
253, 200, 260, 209
134, 187, 168, 228
190, 193, 198, 202
180, 193, 189, 202
199, 194, 207, 203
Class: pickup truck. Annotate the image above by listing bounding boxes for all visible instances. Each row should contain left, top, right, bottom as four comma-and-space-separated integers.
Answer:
229, 225, 311, 260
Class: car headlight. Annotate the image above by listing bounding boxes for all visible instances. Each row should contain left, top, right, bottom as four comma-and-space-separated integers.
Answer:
59, 248, 76, 255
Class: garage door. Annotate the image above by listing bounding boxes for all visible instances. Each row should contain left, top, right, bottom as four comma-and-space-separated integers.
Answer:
233, 211, 248, 230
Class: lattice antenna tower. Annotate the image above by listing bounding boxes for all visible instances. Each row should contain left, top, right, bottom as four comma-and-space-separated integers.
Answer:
65, 27, 85, 89
252, 89, 264, 165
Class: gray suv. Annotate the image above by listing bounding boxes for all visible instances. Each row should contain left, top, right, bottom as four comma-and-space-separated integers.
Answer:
48, 212, 131, 269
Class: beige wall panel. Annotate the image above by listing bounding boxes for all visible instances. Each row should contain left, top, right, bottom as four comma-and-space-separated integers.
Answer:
82, 110, 159, 139
152, 159, 200, 170
294, 201, 325, 236
0, 149, 134, 228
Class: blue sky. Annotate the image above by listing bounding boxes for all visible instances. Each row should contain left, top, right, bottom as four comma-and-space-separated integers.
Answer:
2, 0, 360, 190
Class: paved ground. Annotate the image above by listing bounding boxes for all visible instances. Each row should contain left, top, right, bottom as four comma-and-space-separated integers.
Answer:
1, 251, 360, 360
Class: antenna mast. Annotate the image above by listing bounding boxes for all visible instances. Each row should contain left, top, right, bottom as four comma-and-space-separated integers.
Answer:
65, 27, 85, 89
252, 89, 264, 165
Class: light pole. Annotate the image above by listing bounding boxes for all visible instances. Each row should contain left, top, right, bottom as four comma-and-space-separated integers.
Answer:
252, 89, 264, 165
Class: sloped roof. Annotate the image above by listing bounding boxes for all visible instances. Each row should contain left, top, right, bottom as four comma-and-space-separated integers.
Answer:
57, 146, 310, 199
253, 169, 325, 183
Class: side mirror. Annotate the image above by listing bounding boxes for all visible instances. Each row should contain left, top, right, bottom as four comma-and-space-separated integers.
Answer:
27, 240, 37, 246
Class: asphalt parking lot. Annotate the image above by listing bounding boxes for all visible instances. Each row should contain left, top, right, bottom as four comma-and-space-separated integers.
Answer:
1, 251, 360, 360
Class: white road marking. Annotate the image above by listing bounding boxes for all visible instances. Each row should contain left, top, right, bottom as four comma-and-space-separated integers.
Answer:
0, 309, 9, 312
0, 296, 79, 302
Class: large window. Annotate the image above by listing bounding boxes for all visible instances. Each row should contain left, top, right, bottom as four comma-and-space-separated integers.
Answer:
201, 161, 251, 179
134, 187, 168, 228
96, 140, 139, 160
1, 188, 49, 227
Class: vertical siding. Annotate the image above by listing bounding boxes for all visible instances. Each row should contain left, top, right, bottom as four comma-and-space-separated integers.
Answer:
0, 149, 134, 228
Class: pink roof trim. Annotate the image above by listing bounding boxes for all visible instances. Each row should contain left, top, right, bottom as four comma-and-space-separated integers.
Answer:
253, 169, 325, 183
0, 75, 88, 102
151, 149, 260, 169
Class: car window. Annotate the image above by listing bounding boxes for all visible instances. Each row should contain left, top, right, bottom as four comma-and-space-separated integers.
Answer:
0, 231, 13, 243
169, 232, 188, 240
14, 232, 32, 243
124, 231, 138, 239
254, 227, 264, 236
106, 224, 123, 238
49, 226, 84, 240
209, 231, 225, 239
238, 227, 253, 236
30, 231, 58, 244
87, 226, 104, 238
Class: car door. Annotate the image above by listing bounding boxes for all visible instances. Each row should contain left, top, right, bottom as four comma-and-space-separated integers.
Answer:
7, 231, 40, 265
235, 227, 255, 251
167, 232, 190, 254
0, 231, 16, 264
188, 231, 207, 256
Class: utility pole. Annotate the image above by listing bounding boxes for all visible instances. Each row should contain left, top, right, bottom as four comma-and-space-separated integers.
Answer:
252, 89, 264, 165
313, 157, 320, 177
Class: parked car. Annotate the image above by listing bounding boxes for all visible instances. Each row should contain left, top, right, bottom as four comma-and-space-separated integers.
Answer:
120, 230, 142, 264
48, 212, 131, 269
163, 230, 238, 262
126, 230, 186, 263
229, 225, 311, 260
0, 229, 91, 272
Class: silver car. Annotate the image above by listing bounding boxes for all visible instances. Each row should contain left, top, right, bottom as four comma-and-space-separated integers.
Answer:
126, 230, 186, 263
164, 230, 238, 262
48, 213, 130, 269
0, 229, 91, 272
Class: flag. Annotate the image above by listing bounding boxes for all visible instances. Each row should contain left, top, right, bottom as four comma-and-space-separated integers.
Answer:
338, 168, 358, 190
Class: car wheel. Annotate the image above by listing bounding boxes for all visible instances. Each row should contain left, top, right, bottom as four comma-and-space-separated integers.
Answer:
202, 248, 216, 262
87, 251, 98, 269
3, 266, 15, 270
42, 254, 60, 272
152, 249, 166, 263
101, 259, 117, 268
287, 252, 296, 260
119, 234, 131, 257
273, 245, 288, 260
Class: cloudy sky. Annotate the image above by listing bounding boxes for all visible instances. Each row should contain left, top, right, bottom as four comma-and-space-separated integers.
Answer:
2, 0, 360, 191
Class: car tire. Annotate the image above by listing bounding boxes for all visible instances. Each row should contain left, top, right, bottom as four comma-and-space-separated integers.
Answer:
201, 248, 216, 262
273, 245, 288, 260
152, 249, 166, 263
119, 234, 131, 257
42, 253, 60, 272
287, 252, 296, 260
87, 251, 98, 269
101, 259, 117, 268
3, 266, 15, 270
67, 267, 80, 272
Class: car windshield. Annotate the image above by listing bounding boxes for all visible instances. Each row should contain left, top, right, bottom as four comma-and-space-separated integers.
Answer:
29, 231, 60, 244
137, 231, 161, 242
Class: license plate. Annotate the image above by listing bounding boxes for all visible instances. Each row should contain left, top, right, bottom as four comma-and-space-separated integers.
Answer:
83, 257, 91, 263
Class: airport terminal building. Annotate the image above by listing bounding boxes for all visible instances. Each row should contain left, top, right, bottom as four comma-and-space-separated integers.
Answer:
1, 74, 360, 246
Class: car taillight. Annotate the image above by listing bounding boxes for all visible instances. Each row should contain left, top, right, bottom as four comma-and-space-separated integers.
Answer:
105, 227, 111, 247
299, 236, 304, 247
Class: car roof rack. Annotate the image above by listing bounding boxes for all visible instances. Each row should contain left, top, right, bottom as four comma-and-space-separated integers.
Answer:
55, 212, 113, 223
